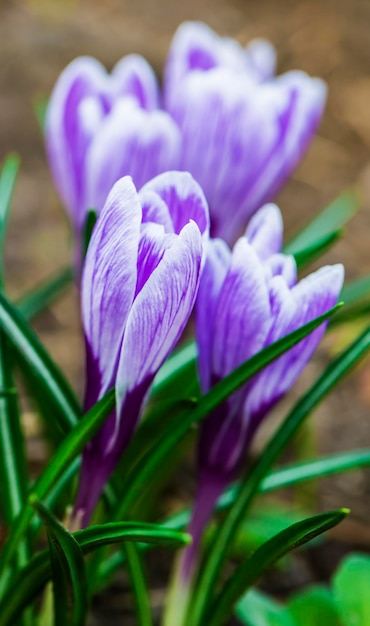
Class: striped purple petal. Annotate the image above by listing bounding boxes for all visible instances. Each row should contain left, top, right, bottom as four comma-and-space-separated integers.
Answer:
81, 176, 141, 404
85, 99, 181, 214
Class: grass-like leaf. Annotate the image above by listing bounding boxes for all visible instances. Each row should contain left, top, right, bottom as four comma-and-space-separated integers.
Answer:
0, 154, 20, 285
331, 273, 370, 326
0, 333, 29, 575
190, 324, 370, 626
0, 389, 115, 581
208, 509, 349, 626
16, 267, 74, 321
0, 522, 190, 625
31, 497, 88, 626
0, 291, 81, 434
284, 190, 360, 261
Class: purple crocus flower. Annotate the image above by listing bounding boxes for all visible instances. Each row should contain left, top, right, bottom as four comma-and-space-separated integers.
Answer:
46, 55, 181, 236
181, 203, 344, 580
74, 171, 209, 526
164, 21, 327, 244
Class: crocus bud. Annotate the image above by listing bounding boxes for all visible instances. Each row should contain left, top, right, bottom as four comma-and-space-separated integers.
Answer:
75, 171, 209, 525
164, 22, 326, 245
182, 203, 343, 581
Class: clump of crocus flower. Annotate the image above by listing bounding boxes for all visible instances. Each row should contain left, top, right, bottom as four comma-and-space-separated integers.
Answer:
178, 203, 344, 586
46, 21, 326, 260
74, 170, 209, 525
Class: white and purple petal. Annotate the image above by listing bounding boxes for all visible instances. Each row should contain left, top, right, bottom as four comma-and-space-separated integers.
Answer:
245, 203, 283, 261
196, 238, 231, 392
85, 99, 181, 214
139, 171, 210, 241
81, 176, 141, 398
245, 264, 344, 427
46, 56, 111, 228
212, 238, 272, 380
111, 54, 160, 110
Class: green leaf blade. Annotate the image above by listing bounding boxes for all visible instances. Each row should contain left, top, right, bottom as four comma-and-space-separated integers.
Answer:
209, 509, 349, 626
31, 497, 88, 626
0, 389, 115, 581
0, 290, 81, 434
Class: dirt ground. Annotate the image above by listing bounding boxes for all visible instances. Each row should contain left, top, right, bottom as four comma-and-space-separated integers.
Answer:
1, 0, 370, 622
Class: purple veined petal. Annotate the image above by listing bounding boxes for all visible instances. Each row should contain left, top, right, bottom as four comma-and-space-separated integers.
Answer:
46, 56, 112, 228
139, 189, 174, 231
168, 67, 269, 242
212, 238, 272, 381
139, 171, 210, 241
112, 54, 160, 110
244, 38, 277, 81
196, 238, 231, 393
135, 222, 177, 297
245, 203, 283, 260
245, 264, 344, 428
164, 22, 250, 107
81, 176, 142, 396
114, 220, 203, 442
85, 99, 182, 214
264, 253, 297, 288
231, 72, 327, 233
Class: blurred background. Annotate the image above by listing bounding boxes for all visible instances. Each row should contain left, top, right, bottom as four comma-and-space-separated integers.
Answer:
1, 0, 370, 618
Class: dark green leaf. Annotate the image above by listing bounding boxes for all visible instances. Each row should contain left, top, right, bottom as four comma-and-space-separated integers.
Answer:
0, 522, 190, 625
333, 553, 370, 626
208, 510, 348, 626
31, 497, 88, 626
0, 290, 81, 434
16, 267, 74, 321
122, 544, 153, 626
0, 389, 114, 580
284, 191, 360, 260
331, 274, 370, 326
82, 209, 97, 257
291, 230, 342, 271
190, 324, 370, 626
0, 333, 29, 573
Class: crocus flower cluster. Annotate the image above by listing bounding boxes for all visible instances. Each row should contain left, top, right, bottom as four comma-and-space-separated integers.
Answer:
180, 203, 344, 581
74, 171, 209, 525
46, 21, 326, 257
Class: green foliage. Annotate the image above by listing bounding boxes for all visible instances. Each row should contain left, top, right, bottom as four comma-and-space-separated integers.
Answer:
0, 158, 368, 626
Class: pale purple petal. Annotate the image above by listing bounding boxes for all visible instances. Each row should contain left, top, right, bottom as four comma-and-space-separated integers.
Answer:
196, 238, 231, 392
116, 220, 202, 415
135, 223, 176, 297
112, 53, 160, 109
168, 67, 326, 244
164, 21, 250, 108
264, 253, 297, 287
85, 99, 181, 214
245, 203, 283, 260
212, 238, 272, 380
81, 176, 141, 396
139, 189, 173, 231
245, 264, 344, 426
244, 38, 276, 81
46, 56, 111, 228
139, 171, 210, 240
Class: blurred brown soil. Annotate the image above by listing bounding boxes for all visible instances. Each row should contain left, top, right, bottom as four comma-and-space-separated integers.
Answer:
1, 0, 370, 622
